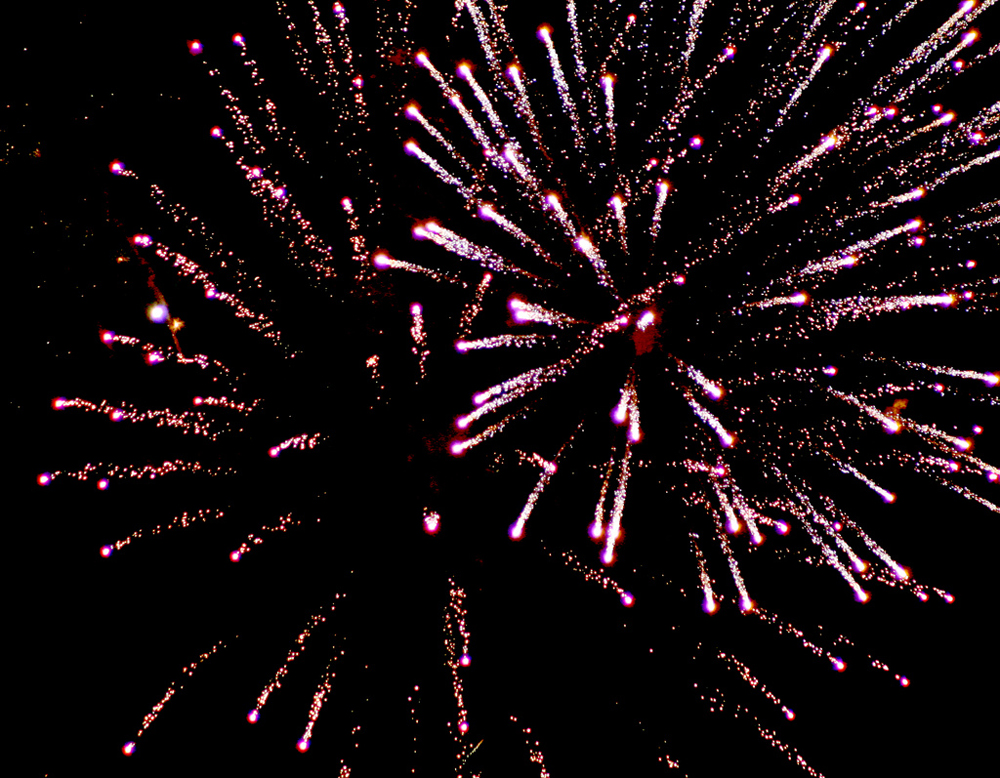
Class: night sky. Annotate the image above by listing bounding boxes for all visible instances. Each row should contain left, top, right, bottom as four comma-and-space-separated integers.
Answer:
11, 2, 994, 776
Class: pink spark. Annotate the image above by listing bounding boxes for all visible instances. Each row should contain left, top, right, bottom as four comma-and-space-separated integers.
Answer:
100, 545, 114, 558
247, 709, 260, 724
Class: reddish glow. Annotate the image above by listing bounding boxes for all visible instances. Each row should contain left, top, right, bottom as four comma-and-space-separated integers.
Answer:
899, 676, 910, 687
230, 550, 242, 563
186, 40, 202, 55
423, 512, 441, 534
832, 657, 846, 672
458, 720, 469, 734
247, 709, 260, 723
122, 741, 136, 756
459, 653, 471, 667
689, 135, 703, 149
97, 478, 110, 491
109, 159, 124, 175
37, 473, 51, 486
232, 33, 245, 46
508, 522, 524, 540
620, 591, 635, 607
296, 738, 311, 753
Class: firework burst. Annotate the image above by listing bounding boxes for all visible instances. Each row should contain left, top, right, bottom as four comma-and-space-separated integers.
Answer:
16, 1, 995, 775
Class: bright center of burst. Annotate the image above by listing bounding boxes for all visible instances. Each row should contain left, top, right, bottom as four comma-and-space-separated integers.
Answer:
629, 309, 660, 356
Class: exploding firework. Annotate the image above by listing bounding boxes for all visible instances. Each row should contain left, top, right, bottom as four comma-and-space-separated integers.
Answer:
17, 1, 995, 775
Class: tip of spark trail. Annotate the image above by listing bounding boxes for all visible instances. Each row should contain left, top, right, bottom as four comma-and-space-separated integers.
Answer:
122, 741, 137, 756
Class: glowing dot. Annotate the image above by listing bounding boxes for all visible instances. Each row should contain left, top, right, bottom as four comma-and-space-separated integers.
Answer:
775, 521, 789, 535
723, 46, 736, 59
855, 589, 871, 603
459, 653, 471, 667
268, 447, 280, 458
109, 159, 124, 175
147, 303, 169, 324
296, 738, 311, 753
273, 187, 286, 199
450, 441, 467, 456
884, 492, 897, 504
589, 522, 603, 540
703, 597, 718, 614
205, 287, 217, 299
122, 741, 137, 756
248, 167, 262, 179
822, 366, 838, 376
247, 709, 260, 724
620, 591, 635, 608
537, 25, 552, 42
788, 194, 801, 205
132, 233, 152, 247
458, 721, 469, 734
97, 479, 110, 491
689, 135, 703, 149
410, 303, 422, 316
352, 75, 364, 88
415, 51, 429, 67
230, 550, 242, 563
601, 549, 614, 565
899, 676, 910, 687
784, 707, 796, 720
943, 593, 955, 603
832, 657, 846, 672
508, 523, 524, 540
37, 473, 52, 486
101, 545, 114, 558
952, 59, 965, 71
423, 513, 441, 534
372, 252, 392, 268
984, 374, 999, 387
187, 40, 202, 55
231, 33, 244, 46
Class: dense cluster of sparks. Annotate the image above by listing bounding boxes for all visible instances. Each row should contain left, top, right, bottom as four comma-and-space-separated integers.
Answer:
36, 0, 996, 773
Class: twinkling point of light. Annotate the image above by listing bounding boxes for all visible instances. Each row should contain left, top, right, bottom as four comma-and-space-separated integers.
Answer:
147, 303, 169, 324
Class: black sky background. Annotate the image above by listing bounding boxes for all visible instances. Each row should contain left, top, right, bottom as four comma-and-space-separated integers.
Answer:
9, 2, 995, 776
